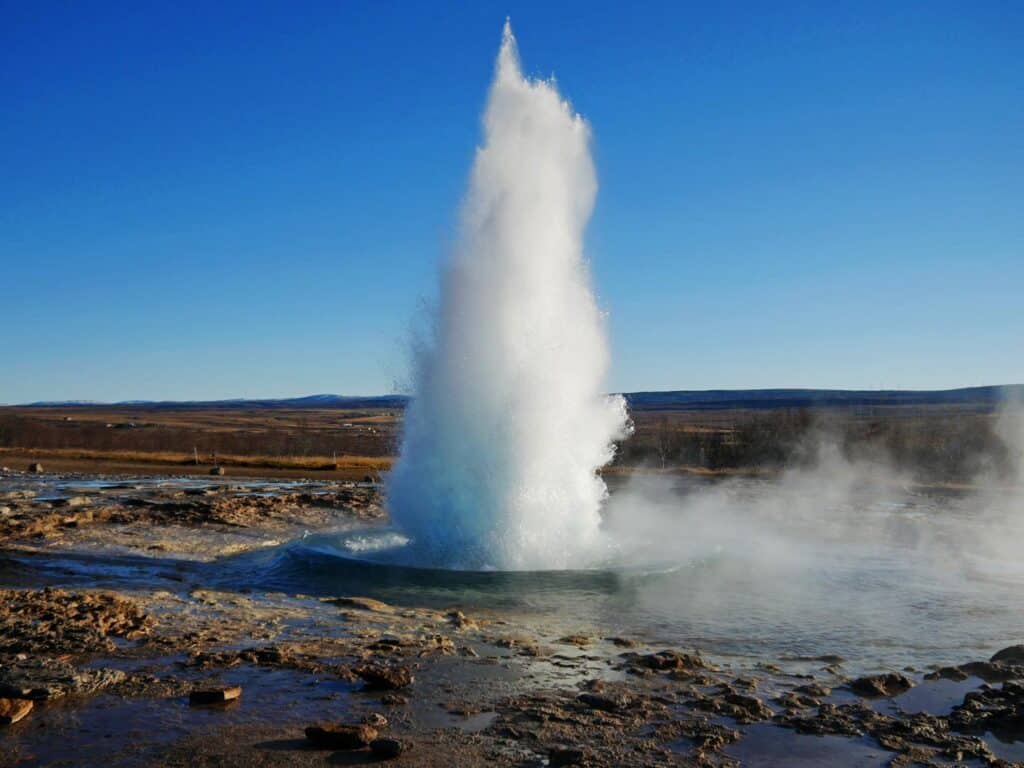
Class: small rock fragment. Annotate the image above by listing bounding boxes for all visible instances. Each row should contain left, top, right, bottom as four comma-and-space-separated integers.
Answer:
0, 698, 33, 725
353, 664, 414, 690
189, 685, 242, 705
305, 723, 378, 749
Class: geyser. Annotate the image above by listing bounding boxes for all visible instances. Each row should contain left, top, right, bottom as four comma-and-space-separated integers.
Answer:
386, 22, 631, 570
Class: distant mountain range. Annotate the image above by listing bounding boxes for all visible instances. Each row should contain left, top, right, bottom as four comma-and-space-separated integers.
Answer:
18, 385, 1023, 412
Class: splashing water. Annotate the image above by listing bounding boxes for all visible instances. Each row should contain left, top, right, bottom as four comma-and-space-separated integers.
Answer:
386, 23, 632, 571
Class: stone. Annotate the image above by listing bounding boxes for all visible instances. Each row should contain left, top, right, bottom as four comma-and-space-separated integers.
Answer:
305, 723, 378, 749
189, 685, 242, 705
849, 673, 914, 697
27, 463, 43, 474
363, 712, 389, 728
370, 737, 405, 759
209, 466, 225, 476
0, 698, 33, 725
353, 663, 413, 690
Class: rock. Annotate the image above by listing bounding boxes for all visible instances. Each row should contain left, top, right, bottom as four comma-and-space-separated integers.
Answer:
626, 649, 709, 675
849, 673, 914, 697
0, 698, 33, 725
950, 681, 1024, 738
0, 588, 152, 655
957, 660, 1024, 682
363, 712, 389, 728
991, 645, 1024, 665
353, 664, 414, 690
305, 723, 378, 749
53, 496, 91, 509
327, 596, 394, 613
189, 685, 242, 705
370, 737, 405, 759
0, 658, 126, 700
794, 682, 832, 698
577, 692, 625, 712
447, 610, 477, 630
209, 466, 225, 476
27, 463, 43, 474
924, 666, 969, 682
775, 691, 821, 710
548, 746, 585, 766
558, 634, 593, 647
606, 636, 639, 648
691, 691, 774, 723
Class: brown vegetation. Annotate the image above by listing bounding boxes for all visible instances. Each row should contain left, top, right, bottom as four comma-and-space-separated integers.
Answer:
0, 402, 1016, 484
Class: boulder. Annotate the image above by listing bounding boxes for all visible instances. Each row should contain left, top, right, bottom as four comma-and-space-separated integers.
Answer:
209, 466, 225, 476
305, 723, 378, 750
27, 463, 43, 474
991, 645, 1024, 665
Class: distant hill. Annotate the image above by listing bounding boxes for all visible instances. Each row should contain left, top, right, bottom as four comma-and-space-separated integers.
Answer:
19, 385, 1023, 412
25, 394, 409, 410
622, 385, 1024, 411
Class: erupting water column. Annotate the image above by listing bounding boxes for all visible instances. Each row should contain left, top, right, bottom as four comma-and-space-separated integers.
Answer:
386, 22, 631, 570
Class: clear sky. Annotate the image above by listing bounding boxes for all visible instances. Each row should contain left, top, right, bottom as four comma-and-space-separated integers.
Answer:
2, 1, 1021, 403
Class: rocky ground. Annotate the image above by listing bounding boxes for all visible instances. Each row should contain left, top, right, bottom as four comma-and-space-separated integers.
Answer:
0, 470, 1022, 767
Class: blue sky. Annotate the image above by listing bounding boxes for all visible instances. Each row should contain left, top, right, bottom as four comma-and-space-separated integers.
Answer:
2, 1, 1021, 402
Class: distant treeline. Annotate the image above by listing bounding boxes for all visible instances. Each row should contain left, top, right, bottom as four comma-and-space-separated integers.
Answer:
615, 407, 1019, 482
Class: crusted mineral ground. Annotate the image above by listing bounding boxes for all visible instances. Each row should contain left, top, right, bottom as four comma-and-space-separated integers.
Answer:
0, 472, 1023, 767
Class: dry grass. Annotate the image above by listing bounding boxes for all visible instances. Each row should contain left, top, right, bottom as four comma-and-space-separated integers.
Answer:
0, 447, 392, 481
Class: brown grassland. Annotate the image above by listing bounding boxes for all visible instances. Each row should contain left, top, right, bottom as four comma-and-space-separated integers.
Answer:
0, 402, 1015, 484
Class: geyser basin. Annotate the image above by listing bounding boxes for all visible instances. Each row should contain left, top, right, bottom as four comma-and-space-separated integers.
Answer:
255, 477, 1024, 673
386, 22, 632, 571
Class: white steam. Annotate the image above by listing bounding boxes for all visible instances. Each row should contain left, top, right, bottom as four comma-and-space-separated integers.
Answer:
386, 23, 631, 570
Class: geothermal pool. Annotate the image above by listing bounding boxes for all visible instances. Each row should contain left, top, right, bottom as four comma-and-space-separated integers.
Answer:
268, 478, 1024, 673
6, 472, 1020, 675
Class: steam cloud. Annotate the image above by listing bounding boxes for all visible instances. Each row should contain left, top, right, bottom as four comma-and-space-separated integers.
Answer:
387, 23, 631, 570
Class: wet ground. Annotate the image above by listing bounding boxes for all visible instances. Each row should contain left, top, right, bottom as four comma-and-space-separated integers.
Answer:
0, 470, 1022, 766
